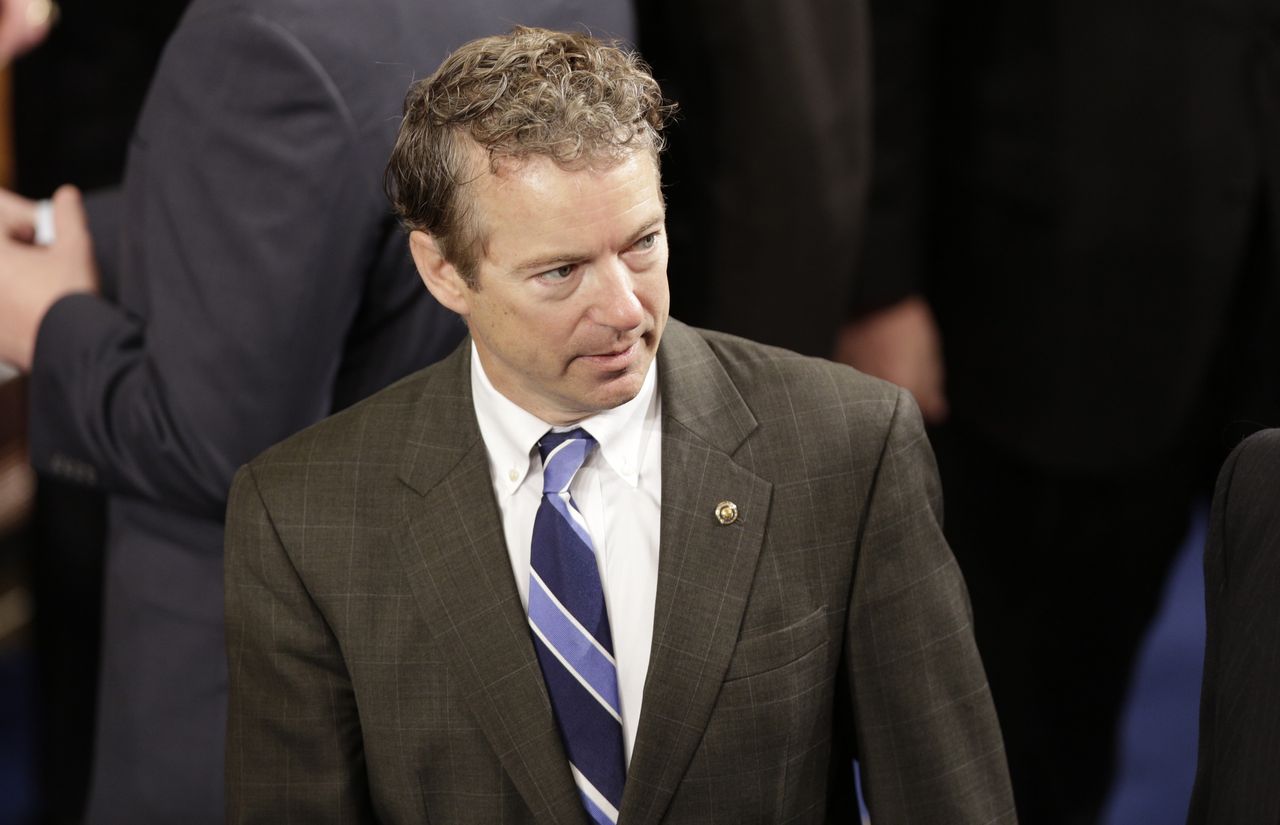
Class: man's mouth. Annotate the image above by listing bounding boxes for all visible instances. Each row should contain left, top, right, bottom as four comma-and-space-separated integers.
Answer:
579, 339, 641, 369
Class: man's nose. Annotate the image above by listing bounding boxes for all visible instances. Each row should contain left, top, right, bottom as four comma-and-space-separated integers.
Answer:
591, 258, 644, 330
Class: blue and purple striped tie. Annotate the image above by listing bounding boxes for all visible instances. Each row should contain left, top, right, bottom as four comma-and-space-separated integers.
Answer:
528, 428, 625, 825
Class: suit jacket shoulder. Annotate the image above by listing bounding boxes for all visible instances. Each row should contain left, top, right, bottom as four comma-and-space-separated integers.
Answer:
1215, 428, 1280, 554
666, 322, 906, 459
241, 339, 475, 518
1189, 428, 1280, 824
664, 322, 934, 534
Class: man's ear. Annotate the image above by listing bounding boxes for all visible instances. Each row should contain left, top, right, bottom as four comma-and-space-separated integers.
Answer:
409, 230, 471, 316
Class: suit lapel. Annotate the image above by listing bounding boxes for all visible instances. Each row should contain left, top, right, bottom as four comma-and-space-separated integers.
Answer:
619, 322, 773, 825
391, 343, 588, 825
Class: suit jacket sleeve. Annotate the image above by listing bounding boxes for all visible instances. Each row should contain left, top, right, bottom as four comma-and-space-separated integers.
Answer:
28, 7, 386, 519
84, 187, 123, 301
225, 463, 375, 822
1187, 429, 1280, 824
846, 388, 1016, 821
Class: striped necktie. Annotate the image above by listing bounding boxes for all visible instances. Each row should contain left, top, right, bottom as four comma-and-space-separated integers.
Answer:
528, 428, 626, 825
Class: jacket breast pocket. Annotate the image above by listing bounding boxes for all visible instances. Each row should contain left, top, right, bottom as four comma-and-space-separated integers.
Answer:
723, 605, 828, 681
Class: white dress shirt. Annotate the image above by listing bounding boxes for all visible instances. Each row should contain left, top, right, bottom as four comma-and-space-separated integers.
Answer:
470, 343, 662, 764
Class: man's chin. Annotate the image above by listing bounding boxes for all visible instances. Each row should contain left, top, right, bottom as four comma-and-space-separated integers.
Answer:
577, 370, 647, 414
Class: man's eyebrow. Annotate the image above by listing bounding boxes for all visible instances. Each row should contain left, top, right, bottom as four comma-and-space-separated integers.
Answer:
626, 213, 666, 243
512, 212, 666, 273
513, 251, 587, 274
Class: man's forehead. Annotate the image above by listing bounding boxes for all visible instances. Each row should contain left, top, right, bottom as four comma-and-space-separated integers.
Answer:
465, 146, 662, 253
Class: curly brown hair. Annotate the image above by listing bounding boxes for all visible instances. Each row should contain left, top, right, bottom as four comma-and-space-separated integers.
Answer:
386, 27, 673, 284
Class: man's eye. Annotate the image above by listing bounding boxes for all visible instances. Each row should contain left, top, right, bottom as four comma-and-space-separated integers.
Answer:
539, 264, 575, 282
632, 232, 658, 251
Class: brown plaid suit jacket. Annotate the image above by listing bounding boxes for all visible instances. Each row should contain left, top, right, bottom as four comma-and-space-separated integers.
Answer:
224, 320, 1015, 823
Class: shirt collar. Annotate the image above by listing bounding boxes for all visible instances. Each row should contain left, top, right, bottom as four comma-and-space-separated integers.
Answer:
470, 341, 659, 496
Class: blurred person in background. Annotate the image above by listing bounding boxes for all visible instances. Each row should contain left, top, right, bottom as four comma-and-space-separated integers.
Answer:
636, 0, 873, 359
842, 2, 1280, 822
0, 1, 634, 822
2, 2, 191, 822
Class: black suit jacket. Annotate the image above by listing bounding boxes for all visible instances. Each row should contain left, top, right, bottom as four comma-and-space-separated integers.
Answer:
1188, 428, 1280, 824
859, 0, 1280, 471
638, 0, 871, 358
26, 0, 634, 820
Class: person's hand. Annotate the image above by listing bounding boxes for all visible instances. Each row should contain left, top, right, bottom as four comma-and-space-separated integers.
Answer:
0, 188, 40, 243
833, 295, 949, 424
0, 185, 98, 371
0, 0, 55, 67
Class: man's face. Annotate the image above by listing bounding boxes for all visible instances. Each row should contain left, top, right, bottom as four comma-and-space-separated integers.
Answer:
428, 149, 669, 425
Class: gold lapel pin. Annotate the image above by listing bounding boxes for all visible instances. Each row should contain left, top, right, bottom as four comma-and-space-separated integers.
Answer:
715, 500, 738, 525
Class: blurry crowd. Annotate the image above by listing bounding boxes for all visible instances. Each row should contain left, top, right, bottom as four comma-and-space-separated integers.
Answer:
0, 0, 1276, 823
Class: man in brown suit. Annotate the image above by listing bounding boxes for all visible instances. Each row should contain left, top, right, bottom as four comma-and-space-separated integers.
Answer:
224, 28, 1015, 824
